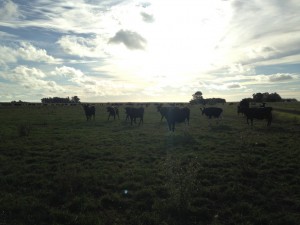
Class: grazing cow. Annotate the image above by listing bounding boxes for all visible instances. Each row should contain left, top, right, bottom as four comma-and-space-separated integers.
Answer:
243, 107, 273, 126
165, 107, 190, 132
157, 105, 170, 121
107, 106, 119, 120
82, 104, 96, 121
126, 107, 144, 125
200, 107, 223, 119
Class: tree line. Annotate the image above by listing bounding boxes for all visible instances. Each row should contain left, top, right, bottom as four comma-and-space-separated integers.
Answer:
189, 91, 226, 105
41, 96, 80, 104
252, 92, 297, 102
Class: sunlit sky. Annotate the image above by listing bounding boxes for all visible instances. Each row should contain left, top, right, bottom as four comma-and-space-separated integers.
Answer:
0, 0, 300, 102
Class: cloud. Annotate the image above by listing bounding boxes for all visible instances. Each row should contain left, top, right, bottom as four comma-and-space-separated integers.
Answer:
57, 35, 107, 58
0, 42, 60, 65
0, 31, 17, 38
0, 0, 22, 20
0, 45, 18, 66
51, 66, 96, 86
227, 83, 242, 89
141, 12, 154, 23
109, 30, 147, 50
18, 42, 59, 64
268, 73, 294, 82
0, 66, 63, 92
13, 65, 46, 79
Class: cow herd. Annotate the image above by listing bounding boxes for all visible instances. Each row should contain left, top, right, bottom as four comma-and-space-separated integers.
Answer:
82, 102, 273, 131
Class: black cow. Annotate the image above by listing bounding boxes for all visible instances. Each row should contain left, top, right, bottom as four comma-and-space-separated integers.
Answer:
237, 99, 250, 115
243, 107, 273, 126
200, 107, 223, 119
165, 107, 190, 132
107, 106, 119, 120
82, 104, 95, 121
237, 105, 245, 115
157, 105, 170, 121
125, 107, 144, 125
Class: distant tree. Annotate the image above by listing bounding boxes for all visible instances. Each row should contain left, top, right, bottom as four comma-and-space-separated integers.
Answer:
253, 92, 264, 102
190, 91, 205, 104
252, 92, 282, 102
284, 98, 298, 102
205, 98, 226, 105
267, 92, 282, 102
189, 91, 226, 105
71, 96, 80, 103
192, 91, 203, 100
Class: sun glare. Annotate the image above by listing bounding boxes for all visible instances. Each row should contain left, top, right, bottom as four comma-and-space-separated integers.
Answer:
106, 0, 232, 87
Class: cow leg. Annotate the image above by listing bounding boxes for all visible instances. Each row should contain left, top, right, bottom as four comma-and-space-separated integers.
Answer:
167, 121, 172, 131
267, 115, 272, 126
172, 122, 175, 132
139, 117, 143, 126
130, 117, 134, 125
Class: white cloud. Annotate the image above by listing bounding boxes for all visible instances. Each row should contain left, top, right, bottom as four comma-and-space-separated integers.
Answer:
57, 35, 108, 58
0, 0, 22, 21
0, 66, 63, 92
0, 45, 18, 66
18, 42, 59, 64
0, 42, 60, 65
13, 65, 46, 79
51, 66, 96, 85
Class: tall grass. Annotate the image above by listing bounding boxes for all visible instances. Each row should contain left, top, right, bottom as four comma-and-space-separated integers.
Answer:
0, 103, 300, 225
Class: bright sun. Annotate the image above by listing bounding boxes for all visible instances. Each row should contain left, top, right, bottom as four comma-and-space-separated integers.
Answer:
106, 0, 232, 86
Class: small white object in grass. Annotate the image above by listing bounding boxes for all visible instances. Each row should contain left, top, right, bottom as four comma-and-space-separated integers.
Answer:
124, 189, 128, 194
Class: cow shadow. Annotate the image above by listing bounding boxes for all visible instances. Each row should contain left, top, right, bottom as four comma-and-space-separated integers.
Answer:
165, 131, 198, 148
209, 124, 232, 132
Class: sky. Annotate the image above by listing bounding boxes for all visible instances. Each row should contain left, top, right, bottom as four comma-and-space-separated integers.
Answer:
0, 0, 300, 103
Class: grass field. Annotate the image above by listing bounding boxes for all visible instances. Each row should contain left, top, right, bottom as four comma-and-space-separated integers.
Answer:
1, 102, 300, 225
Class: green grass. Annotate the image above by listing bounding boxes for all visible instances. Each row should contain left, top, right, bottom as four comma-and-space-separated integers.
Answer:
1, 103, 300, 225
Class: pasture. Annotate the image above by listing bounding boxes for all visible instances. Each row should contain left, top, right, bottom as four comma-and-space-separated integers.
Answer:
0, 102, 300, 225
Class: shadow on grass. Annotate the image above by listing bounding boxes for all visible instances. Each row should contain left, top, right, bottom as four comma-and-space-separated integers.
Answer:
209, 124, 232, 132
164, 131, 198, 148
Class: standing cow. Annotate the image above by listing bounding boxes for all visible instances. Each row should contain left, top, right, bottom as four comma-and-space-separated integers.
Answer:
200, 107, 223, 119
126, 107, 144, 125
82, 104, 96, 121
165, 107, 190, 132
243, 107, 273, 126
157, 105, 169, 121
107, 106, 119, 120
